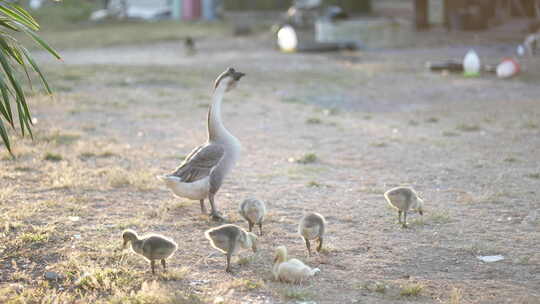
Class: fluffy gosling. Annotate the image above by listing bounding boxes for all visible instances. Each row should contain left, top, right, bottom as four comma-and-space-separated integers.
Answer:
205, 224, 258, 272
384, 186, 424, 228
298, 212, 326, 256
273, 245, 320, 283
122, 229, 177, 274
239, 198, 266, 235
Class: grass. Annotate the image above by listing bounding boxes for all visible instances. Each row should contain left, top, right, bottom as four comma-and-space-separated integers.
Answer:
521, 121, 538, 129
279, 286, 314, 301
306, 117, 323, 124
400, 283, 423, 297
362, 281, 387, 294
525, 173, 540, 179
428, 211, 452, 224
456, 123, 481, 132
307, 180, 322, 187
442, 131, 460, 137
371, 142, 388, 148
449, 287, 462, 304
426, 117, 439, 123
44, 152, 63, 161
295, 153, 318, 164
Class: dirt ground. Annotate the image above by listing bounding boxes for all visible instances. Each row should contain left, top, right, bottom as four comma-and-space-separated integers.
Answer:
1, 27, 539, 304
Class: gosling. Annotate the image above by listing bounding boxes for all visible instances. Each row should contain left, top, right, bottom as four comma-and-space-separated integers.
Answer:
298, 212, 326, 256
273, 245, 320, 283
122, 229, 177, 274
239, 198, 266, 235
204, 224, 258, 273
384, 186, 424, 228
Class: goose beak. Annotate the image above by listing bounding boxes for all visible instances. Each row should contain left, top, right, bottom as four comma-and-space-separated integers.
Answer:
232, 71, 245, 81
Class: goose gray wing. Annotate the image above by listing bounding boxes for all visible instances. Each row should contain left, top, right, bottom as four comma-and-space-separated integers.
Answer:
171, 143, 225, 183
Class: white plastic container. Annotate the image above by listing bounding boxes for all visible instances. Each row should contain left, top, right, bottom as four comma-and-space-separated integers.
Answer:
496, 58, 520, 79
463, 49, 481, 77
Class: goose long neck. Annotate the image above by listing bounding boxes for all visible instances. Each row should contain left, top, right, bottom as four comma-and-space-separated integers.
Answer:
208, 86, 230, 141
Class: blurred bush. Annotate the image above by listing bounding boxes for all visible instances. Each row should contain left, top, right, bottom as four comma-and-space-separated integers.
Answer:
24, 0, 100, 28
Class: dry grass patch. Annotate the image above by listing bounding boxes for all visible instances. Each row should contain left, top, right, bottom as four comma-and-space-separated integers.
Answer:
399, 283, 424, 297
449, 287, 463, 304
456, 123, 481, 132
278, 286, 314, 301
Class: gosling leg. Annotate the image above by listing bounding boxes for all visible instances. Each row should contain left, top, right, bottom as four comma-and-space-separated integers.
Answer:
151, 260, 156, 275
258, 222, 263, 236
398, 210, 402, 224
161, 259, 167, 271
208, 193, 225, 222
304, 237, 312, 256
200, 199, 207, 214
402, 211, 408, 228
317, 236, 323, 252
248, 221, 253, 232
225, 252, 232, 273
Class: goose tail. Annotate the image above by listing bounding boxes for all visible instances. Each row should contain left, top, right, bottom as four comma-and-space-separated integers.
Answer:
156, 174, 181, 183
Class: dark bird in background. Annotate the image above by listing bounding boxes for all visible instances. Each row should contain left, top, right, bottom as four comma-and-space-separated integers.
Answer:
184, 36, 196, 55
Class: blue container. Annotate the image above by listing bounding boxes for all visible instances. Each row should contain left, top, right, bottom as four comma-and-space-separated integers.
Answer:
202, 0, 217, 21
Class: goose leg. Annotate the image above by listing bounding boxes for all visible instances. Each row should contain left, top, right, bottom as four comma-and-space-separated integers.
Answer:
151, 260, 156, 275
161, 259, 167, 271
208, 193, 225, 222
317, 236, 323, 252
248, 221, 253, 232
398, 211, 402, 224
304, 238, 311, 256
258, 222, 263, 236
200, 199, 207, 214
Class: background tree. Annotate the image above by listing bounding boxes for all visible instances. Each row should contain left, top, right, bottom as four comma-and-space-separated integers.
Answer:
0, 1, 60, 155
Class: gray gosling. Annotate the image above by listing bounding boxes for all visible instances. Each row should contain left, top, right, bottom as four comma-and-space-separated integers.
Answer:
122, 229, 178, 274
205, 224, 258, 272
384, 186, 424, 228
298, 212, 326, 256
239, 198, 267, 235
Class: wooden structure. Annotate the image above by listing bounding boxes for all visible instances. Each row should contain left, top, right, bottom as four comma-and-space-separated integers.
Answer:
415, 0, 540, 30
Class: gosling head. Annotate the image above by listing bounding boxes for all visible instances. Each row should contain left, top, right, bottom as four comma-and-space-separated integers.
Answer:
273, 246, 288, 264
214, 67, 245, 92
122, 229, 138, 249
247, 232, 258, 253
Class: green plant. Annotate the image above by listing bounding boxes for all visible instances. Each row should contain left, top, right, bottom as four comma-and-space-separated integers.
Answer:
296, 153, 318, 164
0, 2, 61, 155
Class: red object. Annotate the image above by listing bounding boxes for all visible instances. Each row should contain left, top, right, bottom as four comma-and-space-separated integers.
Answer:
183, 0, 201, 20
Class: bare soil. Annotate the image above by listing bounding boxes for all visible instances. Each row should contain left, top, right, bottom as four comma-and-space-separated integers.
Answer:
1, 28, 539, 304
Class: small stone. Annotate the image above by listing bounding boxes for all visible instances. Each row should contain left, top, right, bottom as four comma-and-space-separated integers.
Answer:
44, 271, 63, 281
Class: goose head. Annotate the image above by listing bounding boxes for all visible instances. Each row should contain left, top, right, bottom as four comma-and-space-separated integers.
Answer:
214, 67, 245, 92
122, 229, 138, 249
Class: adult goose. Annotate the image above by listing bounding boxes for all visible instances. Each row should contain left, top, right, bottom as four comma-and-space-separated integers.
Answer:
158, 68, 245, 221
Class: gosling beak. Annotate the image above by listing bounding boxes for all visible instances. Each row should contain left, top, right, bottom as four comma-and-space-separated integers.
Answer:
252, 245, 258, 253
273, 256, 279, 263
419, 210, 424, 216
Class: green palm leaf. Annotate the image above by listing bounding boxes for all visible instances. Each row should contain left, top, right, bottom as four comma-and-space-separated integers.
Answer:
0, 1, 61, 156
